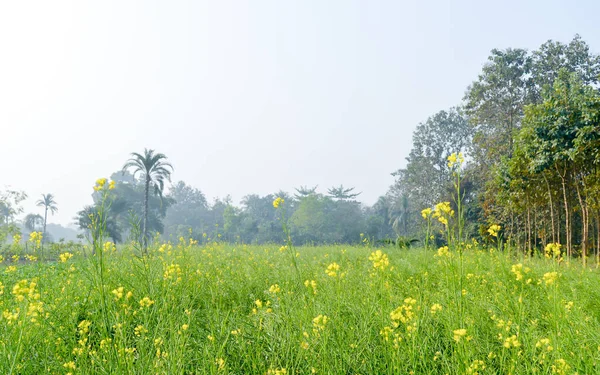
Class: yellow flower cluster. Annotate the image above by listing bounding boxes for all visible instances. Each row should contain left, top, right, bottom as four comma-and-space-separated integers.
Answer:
368, 250, 390, 271
551, 359, 570, 375
103, 241, 116, 253
325, 262, 341, 277
544, 243, 562, 260
430, 303, 443, 315
268, 284, 281, 294
266, 368, 287, 375
164, 263, 182, 283
502, 334, 521, 348
12, 279, 40, 302
510, 263, 531, 282
433, 202, 454, 226
139, 297, 155, 308
252, 299, 273, 315
466, 360, 486, 375
436, 246, 451, 258
487, 224, 501, 237
12, 233, 21, 245
93, 178, 116, 192
453, 328, 468, 343
312, 314, 329, 334
272, 197, 284, 209
421, 208, 432, 219
543, 272, 558, 286
29, 231, 43, 248
447, 152, 465, 168
59, 252, 74, 263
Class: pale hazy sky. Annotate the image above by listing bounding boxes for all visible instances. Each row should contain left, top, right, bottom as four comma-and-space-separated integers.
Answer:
1, 0, 599, 226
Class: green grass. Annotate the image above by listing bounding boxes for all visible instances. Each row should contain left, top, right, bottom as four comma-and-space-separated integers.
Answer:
1, 241, 600, 374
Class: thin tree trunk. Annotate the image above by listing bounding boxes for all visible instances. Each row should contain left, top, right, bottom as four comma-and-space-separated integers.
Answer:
575, 180, 587, 266
43, 207, 48, 243
543, 175, 556, 243
557, 164, 571, 257
143, 177, 150, 253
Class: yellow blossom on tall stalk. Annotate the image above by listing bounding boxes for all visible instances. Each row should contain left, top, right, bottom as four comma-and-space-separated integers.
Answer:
368, 250, 390, 271
545, 243, 562, 260
29, 231, 43, 248
312, 314, 329, 334
12, 233, 21, 245
543, 272, 558, 286
487, 224, 501, 238
421, 208, 432, 219
273, 197, 284, 209
447, 152, 465, 168
453, 328, 468, 343
139, 297, 155, 308
325, 262, 341, 277
59, 252, 73, 263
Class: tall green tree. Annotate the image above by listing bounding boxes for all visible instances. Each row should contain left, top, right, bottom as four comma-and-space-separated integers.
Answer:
36, 193, 58, 242
122, 149, 174, 252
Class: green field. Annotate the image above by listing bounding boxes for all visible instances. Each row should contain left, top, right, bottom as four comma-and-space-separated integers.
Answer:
1, 241, 599, 374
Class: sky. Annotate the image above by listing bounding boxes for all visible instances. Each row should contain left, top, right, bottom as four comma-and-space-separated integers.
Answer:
1, 0, 600, 227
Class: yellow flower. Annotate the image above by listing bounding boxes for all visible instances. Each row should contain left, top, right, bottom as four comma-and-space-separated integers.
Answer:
453, 328, 467, 342
487, 224, 501, 237
266, 368, 287, 375
63, 361, 76, 370
273, 197, 284, 208
447, 153, 457, 167
112, 287, 124, 300
325, 262, 341, 277
268, 284, 281, 294
12, 233, 21, 245
312, 314, 329, 333
59, 252, 73, 263
421, 208, 432, 219
502, 334, 520, 348
447, 152, 465, 168
543, 272, 558, 286
544, 243, 562, 259
430, 303, 443, 315
139, 297, 155, 308
109, 180, 116, 190
368, 250, 390, 271
181, 324, 189, 331
436, 246, 450, 258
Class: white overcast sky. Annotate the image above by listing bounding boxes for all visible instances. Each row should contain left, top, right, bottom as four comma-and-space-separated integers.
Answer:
1, 0, 599, 226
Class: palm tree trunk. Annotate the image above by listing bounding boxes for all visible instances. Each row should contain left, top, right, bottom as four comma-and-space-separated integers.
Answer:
143, 177, 150, 253
43, 207, 48, 242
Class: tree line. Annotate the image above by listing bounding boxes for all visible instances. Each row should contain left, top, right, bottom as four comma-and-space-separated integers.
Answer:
390, 34, 600, 258
2, 34, 600, 252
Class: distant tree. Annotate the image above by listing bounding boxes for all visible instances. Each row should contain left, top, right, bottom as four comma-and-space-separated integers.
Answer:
294, 185, 318, 199
388, 194, 411, 236
327, 185, 361, 201
123, 149, 173, 252
36, 193, 58, 242
24, 213, 44, 232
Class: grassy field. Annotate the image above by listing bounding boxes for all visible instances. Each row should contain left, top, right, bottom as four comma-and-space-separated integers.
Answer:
1, 240, 600, 374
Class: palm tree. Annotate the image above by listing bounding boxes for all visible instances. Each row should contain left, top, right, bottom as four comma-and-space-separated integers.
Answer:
24, 213, 44, 232
36, 193, 58, 242
122, 148, 173, 252
388, 193, 410, 236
